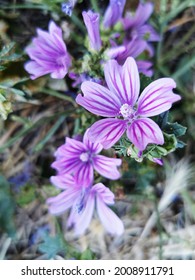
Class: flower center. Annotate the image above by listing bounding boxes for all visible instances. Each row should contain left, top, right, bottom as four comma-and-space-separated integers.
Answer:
79, 152, 90, 162
120, 103, 134, 119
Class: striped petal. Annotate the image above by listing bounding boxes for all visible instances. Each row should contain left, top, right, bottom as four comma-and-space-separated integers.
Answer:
75, 162, 94, 188
83, 128, 103, 154
88, 118, 127, 149
137, 78, 181, 117
47, 188, 80, 215
127, 118, 164, 151
50, 174, 76, 190
104, 57, 140, 106
93, 155, 121, 180
72, 193, 95, 235
76, 81, 121, 117
96, 196, 124, 235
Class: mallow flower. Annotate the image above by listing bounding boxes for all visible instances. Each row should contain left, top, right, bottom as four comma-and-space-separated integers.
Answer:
47, 174, 124, 236
24, 21, 71, 80
103, 0, 126, 28
51, 129, 121, 187
76, 57, 181, 152
107, 37, 153, 77
82, 10, 102, 51
122, 2, 160, 56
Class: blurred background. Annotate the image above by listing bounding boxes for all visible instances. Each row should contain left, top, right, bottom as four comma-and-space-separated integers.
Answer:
0, 0, 195, 259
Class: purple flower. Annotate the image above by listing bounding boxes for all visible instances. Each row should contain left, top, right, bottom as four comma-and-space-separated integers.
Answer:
76, 57, 181, 152
107, 38, 146, 63
47, 175, 124, 236
103, 0, 126, 28
82, 11, 102, 51
51, 129, 121, 187
136, 60, 153, 77
122, 2, 160, 56
24, 21, 71, 80
107, 37, 153, 76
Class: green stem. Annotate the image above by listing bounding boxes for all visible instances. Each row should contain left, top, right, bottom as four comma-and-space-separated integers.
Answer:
160, 26, 195, 63
0, 110, 75, 152
33, 115, 66, 152
90, 0, 100, 13
173, 56, 195, 79
41, 88, 77, 107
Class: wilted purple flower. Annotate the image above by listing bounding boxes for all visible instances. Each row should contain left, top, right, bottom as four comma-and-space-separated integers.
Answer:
103, 0, 126, 28
107, 37, 153, 76
61, 0, 77, 16
24, 21, 71, 80
76, 57, 181, 152
122, 2, 160, 55
47, 175, 124, 236
82, 10, 102, 51
51, 129, 121, 187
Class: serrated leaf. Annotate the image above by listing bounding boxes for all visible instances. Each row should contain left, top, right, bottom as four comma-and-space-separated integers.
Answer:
162, 133, 177, 153
177, 140, 187, 149
165, 122, 187, 137
39, 232, 66, 259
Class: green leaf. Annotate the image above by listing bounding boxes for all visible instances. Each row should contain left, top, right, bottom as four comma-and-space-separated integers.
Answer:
177, 140, 187, 149
165, 122, 187, 137
9, 87, 25, 96
0, 42, 15, 57
39, 232, 66, 259
162, 133, 178, 153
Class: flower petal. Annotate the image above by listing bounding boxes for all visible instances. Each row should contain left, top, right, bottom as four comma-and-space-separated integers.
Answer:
137, 78, 181, 117
92, 183, 115, 204
24, 61, 50, 80
96, 196, 124, 235
75, 163, 94, 188
115, 39, 147, 64
76, 81, 121, 117
47, 188, 80, 215
50, 174, 76, 189
72, 192, 95, 235
122, 57, 140, 105
103, 0, 126, 28
123, 2, 153, 29
88, 118, 127, 149
93, 155, 121, 180
104, 57, 140, 106
127, 118, 164, 151
82, 11, 102, 51
83, 128, 103, 154
136, 60, 153, 77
